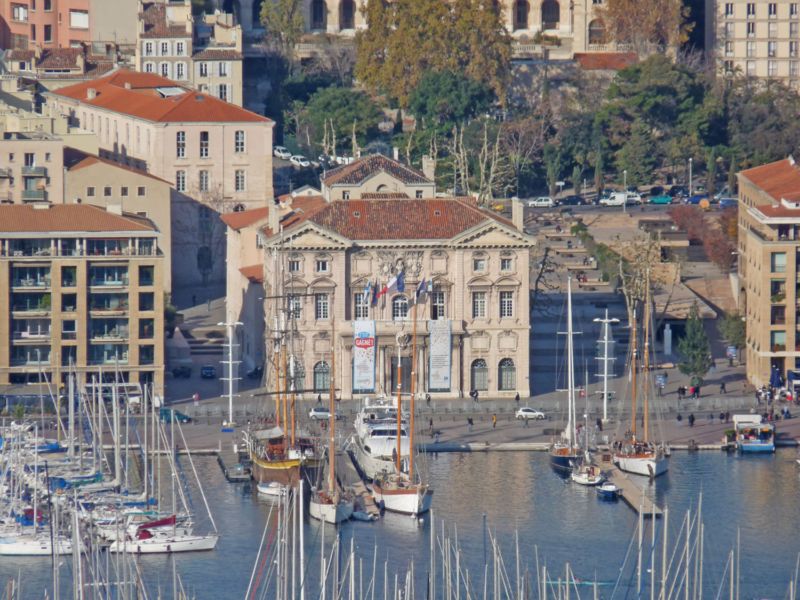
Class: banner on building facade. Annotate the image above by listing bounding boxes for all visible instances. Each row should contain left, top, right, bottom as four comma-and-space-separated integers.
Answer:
352, 320, 376, 393
428, 319, 451, 392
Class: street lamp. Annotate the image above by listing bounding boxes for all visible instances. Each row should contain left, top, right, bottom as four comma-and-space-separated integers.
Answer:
688, 157, 693, 197
217, 319, 243, 426
622, 169, 627, 214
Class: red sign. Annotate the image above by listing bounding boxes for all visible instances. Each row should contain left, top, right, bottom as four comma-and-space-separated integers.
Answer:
354, 337, 375, 349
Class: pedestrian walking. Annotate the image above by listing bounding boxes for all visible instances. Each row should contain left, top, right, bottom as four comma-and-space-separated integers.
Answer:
688, 413, 695, 427
524, 417, 530, 428
467, 417, 474, 432
492, 414, 497, 429
677, 413, 683, 423
317, 393, 322, 405
719, 411, 725, 422
596, 417, 603, 432
429, 418, 434, 435
720, 381, 727, 394
426, 393, 431, 406
515, 392, 520, 404
725, 411, 730, 423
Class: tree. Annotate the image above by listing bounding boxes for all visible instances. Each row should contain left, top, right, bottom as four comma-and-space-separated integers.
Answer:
718, 311, 745, 362
408, 70, 494, 133
615, 119, 655, 186
599, 0, 693, 55
261, 0, 306, 58
677, 302, 713, 386
354, 0, 511, 105
302, 87, 383, 153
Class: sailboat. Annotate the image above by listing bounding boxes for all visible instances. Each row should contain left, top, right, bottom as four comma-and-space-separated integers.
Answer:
571, 411, 604, 486
613, 279, 668, 478
309, 319, 354, 525
372, 294, 433, 516
550, 277, 581, 474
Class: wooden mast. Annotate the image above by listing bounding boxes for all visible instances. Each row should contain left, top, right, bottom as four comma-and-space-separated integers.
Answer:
274, 351, 282, 429
643, 271, 651, 444
282, 344, 288, 440
329, 318, 336, 494
409, 300, 418, 481
396, 334, 403, 474
631, 308, 638, 440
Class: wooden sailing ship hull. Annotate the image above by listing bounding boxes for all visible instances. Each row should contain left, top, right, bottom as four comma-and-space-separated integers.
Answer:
372, 482, 433, 515
250, 453, 322, 485
613, 452, 668, 477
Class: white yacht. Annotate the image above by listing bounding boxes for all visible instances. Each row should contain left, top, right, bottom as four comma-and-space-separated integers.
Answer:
352, 400, 411, 481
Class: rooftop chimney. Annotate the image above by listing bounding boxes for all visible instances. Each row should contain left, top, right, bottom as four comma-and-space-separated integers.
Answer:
421, 155, 436, 182
87, 88, 97, 100
268, 200, 280, 235
511, 197, 524, 232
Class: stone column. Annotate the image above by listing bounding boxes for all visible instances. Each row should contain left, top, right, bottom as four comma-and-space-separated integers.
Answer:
326, 0, 341, 34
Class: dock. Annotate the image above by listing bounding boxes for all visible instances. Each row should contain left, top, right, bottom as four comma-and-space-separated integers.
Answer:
343, 449, 381, 518
598, 451, 663, 518
217, 447, 251, 482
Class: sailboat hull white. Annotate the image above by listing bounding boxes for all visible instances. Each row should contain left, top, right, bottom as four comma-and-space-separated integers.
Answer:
108, 534, 219, 553
309, 498, 354, 524
614, 454, 668, 477
353, 437, 410, 481
373, 485, 433, 516
0, 536, 73, 556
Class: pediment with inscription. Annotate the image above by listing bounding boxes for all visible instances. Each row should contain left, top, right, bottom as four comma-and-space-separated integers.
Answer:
451, 223, 533, 248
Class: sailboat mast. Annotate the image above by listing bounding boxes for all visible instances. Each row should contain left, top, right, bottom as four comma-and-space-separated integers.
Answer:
410, 302, 418, 480
396, 335, 403, 474
566, 277, 576, 446
282, 344, 288, 440
329, 318, 336, 494
631, 308, 638, 439
643, 276, 652, 443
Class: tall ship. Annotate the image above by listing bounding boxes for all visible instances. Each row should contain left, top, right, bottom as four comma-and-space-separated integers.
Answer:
613, 279, 668, 478
352, 399, 411, 481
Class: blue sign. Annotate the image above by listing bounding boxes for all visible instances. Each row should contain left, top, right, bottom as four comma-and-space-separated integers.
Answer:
726, 345, 738, 359
655, 375, 666, 388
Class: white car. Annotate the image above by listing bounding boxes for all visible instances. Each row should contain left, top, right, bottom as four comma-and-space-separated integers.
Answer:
599, 192, 626, 207
273, 146, 291, 160
308, 407, 331, 421
515, 407, 546, 420
528, 196, 554, 208
290, 155, 311, 168
625, 192, 642, 205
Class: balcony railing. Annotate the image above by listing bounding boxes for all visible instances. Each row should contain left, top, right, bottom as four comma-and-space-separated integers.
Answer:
11, 358, 50, 366
12, 277, 50, 288
21, 166, 47, 177
89, 277, 129, 287
62, 331, 77, 340
90, 329, 130, 340
12, 331, 51, 340
21, 190, 47, 202
89, 356, 129, 366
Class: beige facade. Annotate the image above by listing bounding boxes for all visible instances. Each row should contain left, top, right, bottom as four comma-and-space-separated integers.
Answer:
0, 132, 64, 204
0, 204, 165, 395
90, 0, 138, 45
237, 0, 615, 59
737, 157, 800, 386
135, 0, 244, 106
321, 154, 436, 202
258, 198, 534, 400
708, 0, 800, 83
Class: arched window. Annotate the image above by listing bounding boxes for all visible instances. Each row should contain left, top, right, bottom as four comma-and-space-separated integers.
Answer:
498, 358, 515, 391
588, 19, 607, 45
233, 203, 245, 212
513, 0, 529, 30
541, 0, 560, 30
311, 0, 326, 30
313, 361, 330, 393
471, 359, 488, 392
340, 0, 355, 29
392, 295, 409, 321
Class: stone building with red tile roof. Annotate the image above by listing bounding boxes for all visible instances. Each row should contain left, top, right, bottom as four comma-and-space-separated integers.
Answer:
0, 203, 166, 394
321, 154, 436, 202
738, 156, 800, 385
242, 194, 534, 399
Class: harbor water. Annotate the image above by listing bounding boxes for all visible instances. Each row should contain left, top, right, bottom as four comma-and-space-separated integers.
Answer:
1, 449, 797, 598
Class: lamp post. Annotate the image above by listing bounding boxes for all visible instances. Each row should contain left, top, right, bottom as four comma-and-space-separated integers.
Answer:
218, 319, 243, 426
688, 157, 693, 197
622, 169, 628, 214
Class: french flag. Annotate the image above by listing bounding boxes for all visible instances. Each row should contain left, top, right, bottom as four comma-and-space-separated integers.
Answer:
415, 277, 433, 303
376, 271, 404, 300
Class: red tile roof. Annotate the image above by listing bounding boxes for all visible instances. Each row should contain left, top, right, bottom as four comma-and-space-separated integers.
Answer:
239, 264, 264, 283
0, 205, 156, 233
574, 52, 638, 71
740, 158, 800, 201
221, 196, 328, 233
192, 48, 243, 61
38, 48, 82, 70
323, 155, 432, 187
51, 70, 269, 123
220, 206, 270, 231
64, 147, 171, 184
300, 198, 515, 241
140, 2, 191, 39
6, 49, 34, 61
752, 205, 800, 218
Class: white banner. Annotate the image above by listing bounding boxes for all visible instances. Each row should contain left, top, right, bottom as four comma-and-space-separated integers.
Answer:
428, 319, 451, 392
352, 320, 376, 393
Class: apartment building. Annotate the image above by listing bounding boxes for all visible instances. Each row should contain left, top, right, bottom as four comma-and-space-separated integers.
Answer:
0, 203, 165, 394
0, 131, 64, 204
236, 0, 617, 59
737, 156, 800, 386
0, 0, 92, 50
2, 43, 119, 91
708, 0, 800, 83
135, 0, 244, 106
45, 69, 274, 285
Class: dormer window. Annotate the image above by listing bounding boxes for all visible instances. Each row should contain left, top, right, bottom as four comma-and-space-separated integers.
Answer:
316, 259, 329, 273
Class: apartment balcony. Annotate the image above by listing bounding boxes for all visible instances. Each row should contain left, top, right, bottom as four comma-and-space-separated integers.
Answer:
89, 277, 129, 288
21, 189, 47, 202
21, 166, 47, 177
11, 277, 50, 289
90, 329, 130, 342
12, 330, 51, 342
0, 168, 11, 178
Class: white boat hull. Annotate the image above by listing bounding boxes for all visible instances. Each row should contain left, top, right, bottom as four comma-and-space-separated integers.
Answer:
571, 470, 604, 486
257, 482, 288, 498
373, 484, 433, 516
109, 534, 219, 554
614, 454, 668, 477
0, 536, 73, 556
354, 437, 410, 481
309, 498, 354, 524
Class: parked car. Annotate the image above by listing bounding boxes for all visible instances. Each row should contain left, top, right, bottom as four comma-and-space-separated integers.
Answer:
515, 407, 546, 421
625, 192, 643, 205
200, 365, 217, 379
309, 407, 331, 421
685, 194, 709, 205
669, 185, 689, 199
649, 194, 673, 205
290, 155, 311, 168
273, 146, 291, 160
159, 407, 192, 424
599, 192, 626, 207
172, 365, 191, 378
649, 186, 665, 197
719, 198, 738, 209
559, 194, 585, 206
528, 196, 555, 208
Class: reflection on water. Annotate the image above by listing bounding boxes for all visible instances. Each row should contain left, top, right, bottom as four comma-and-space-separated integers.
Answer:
1, 451, 798, 598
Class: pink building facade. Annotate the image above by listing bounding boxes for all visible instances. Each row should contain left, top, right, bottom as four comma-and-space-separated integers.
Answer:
0, 0, 91, 50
